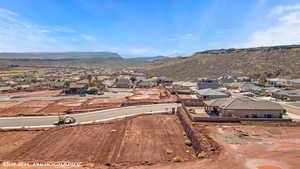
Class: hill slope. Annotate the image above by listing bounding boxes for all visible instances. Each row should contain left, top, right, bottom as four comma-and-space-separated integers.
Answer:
146, 45, 300, 81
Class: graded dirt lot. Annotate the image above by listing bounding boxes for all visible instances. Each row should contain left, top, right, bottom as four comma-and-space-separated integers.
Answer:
0, 101, 21, 112
0, 100, 55, 116
207, 124, 300, 169
177, 94, 197, 99
0, 130, 42, 158
128, 89, 161, 100
11, 90, 62, 98
88, 97, 126, 104
131, 124, 300, 169
107, 88, 134, 92
0, 98, 89, 117
71, 97, 126, 111
38, 98, 87, 115
0, 114, 196, 168
0, 91, 28, 97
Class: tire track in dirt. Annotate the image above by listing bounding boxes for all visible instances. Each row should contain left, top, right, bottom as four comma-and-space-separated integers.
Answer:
1, 115, 197, 167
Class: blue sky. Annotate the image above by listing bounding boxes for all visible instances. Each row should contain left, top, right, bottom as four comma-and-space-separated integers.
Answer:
0, 0, 300, 57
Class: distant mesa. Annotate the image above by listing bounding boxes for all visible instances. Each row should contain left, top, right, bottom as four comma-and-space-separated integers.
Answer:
127, 56, 169, 61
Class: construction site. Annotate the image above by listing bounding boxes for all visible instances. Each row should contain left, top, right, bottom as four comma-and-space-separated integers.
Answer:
0, 87, 300, 169
0, 87, 176, 117
0, 114, 199, 168
0, 103, 299, 169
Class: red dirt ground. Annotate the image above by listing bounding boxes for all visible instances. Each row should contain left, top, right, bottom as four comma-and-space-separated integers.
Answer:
0, 114, 196, 168
0, 130, 42, 158
0, 100, 55, 116
38, 99, 87, 116
11, 90, 62, 98
87, 97, 126, 105
68, 98, 126, 112
257, 165, 282, 169
0, 101, 21, 113
280, 104, 300, 116
0, 91, 28, 97
126, 124, 300, 169
128, 89, 161, 100
177, 94, 196, 99
107, 88, 134, 92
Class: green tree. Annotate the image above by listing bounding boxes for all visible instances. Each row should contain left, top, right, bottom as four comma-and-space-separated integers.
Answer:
87, 87, 99, 94
87, 75, 93, 87
130, 76, 137, 83
258, 74, 267, 86
64, 81, 71, 88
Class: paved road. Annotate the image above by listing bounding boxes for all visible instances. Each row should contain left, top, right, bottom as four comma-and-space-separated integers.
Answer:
0, 103, 179, 129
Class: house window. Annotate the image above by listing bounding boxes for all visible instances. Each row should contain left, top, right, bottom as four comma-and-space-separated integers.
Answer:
264, 114, 272, 118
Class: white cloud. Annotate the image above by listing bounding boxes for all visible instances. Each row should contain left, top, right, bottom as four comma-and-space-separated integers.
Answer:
0, 8, 17, 16
180, 33, 195, 40
0, 8, 91, 52
242, 4, 300, 47
271, 4, 300, 15
167, 33, 197, 41
82, 34, 96, 41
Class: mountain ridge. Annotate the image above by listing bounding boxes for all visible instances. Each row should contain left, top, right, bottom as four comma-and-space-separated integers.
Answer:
145, 44, 300, 81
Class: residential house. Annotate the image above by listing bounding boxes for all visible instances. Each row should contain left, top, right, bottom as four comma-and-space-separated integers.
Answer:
217, 75, 236, 84
20, 84, 31, 90
157, 76, 173, 85
204, 97, 285, 118
0, 86, 12, 93
49, 81, 65, 89
64, 83, 88, 95
290, 79, 300, 89
197, 78, 219, 89
266, 78, 291, 87
271, 89, 300, 101
135, 76, 147, 82
256, 87, 280, 96
173, 81, 197, 90
136, 80, 156, 88
196, 88, 229, 100
116, 79, 132, 88
237, 76, 252, 82
239, 83, 261, 93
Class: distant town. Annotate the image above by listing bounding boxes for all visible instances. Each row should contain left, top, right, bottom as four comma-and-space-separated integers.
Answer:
1, 65, 300, 120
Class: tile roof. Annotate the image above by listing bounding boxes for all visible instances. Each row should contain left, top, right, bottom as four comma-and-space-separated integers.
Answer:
205, 97, 284, 110
196, 88, 228, 96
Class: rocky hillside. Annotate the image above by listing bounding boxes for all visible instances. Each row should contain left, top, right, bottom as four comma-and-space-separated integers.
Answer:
145, 45, 300, 81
